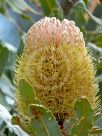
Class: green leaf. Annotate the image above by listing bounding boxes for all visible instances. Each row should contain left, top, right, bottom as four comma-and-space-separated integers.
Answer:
0, 0, 4, 4
87, 43, 102, 60
0, 104, 29, 136
29, 104, 63, 136
0, 7, 5, 14
6, 0, 41, 15
71, 97, 94, 136
0, 74, 15, 110
95, 35, 102, 48
97, 57, 102, 76
97, 74, 102, 105
20, 13, 31, 20
0, 91, 9, 109
69, 6, 87, 28
19, 79, 40, 106
91, 128, 102, 134
39, 0, 62, 19
0, 43, 9, 76
0, 39, 17, 53
98, 58, 102, 70
12, 115, 34, 135
17, 34, 25, 57
0, 40, 16, 74
76, 0, 102, 25
83, 0, 90, 6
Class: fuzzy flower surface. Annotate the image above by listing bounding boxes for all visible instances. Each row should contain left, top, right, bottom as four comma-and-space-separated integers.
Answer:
15, 17, 97, 120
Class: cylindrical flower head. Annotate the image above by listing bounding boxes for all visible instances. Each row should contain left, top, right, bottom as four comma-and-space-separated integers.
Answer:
15, 17, 97, 120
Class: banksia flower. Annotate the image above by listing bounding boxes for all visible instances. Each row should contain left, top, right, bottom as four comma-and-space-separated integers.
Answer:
15, 17, 97, 121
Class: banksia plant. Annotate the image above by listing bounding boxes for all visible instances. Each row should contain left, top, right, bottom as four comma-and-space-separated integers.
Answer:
14, 17, 99, 135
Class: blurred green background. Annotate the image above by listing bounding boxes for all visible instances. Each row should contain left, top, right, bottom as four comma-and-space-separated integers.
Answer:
0, 0, 102, 135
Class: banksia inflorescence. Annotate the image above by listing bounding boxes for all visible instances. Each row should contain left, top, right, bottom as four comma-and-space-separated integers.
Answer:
15, 17, 98, 122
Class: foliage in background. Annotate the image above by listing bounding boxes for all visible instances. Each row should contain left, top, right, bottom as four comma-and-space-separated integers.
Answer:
0, 0, 102, 136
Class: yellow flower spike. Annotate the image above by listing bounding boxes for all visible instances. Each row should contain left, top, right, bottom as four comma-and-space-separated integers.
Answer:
15, 17, 98, 121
